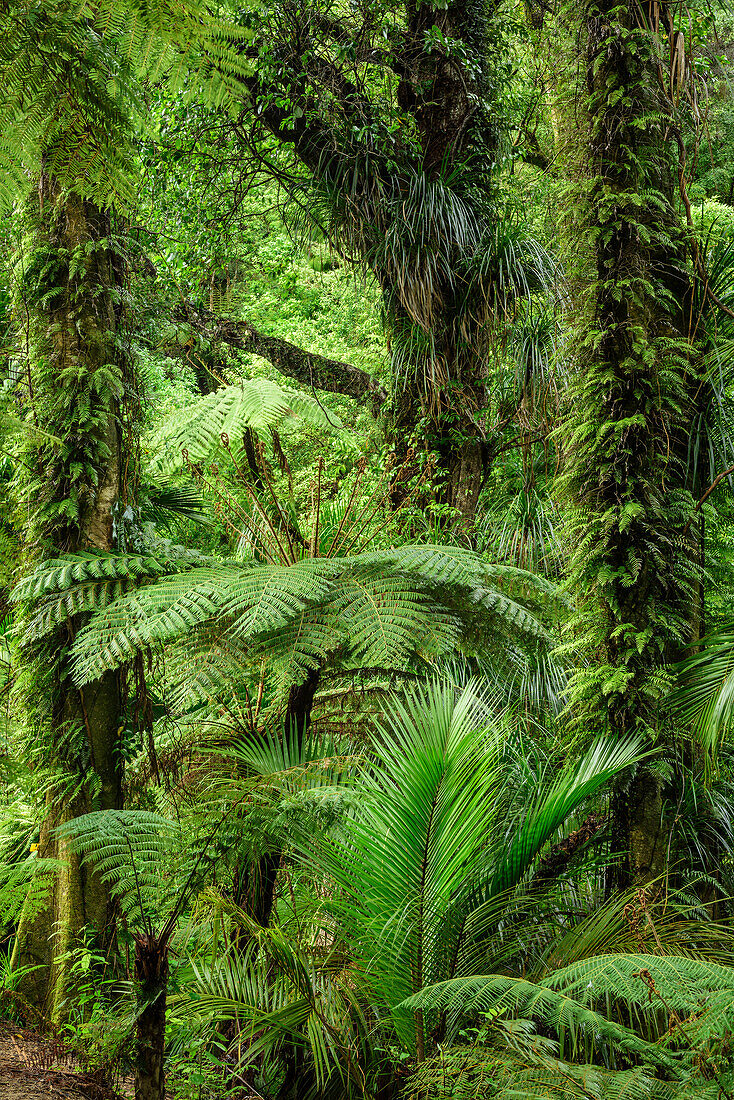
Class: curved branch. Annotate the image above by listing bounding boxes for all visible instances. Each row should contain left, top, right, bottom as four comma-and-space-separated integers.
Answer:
174, 302, 387, 410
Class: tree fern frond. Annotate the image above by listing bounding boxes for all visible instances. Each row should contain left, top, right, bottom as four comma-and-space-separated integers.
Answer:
57, 810, 179, 930
543, 953, 734, 1017
0, 0, 251, 208
13, 547, 224, 643
400, 974, 675, 1067
17, 542, 561, 710
148, 380, 340, 475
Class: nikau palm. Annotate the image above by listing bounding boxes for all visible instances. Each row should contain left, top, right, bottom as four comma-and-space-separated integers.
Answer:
177, 681, 734, 1097
311, 682, 644, 1061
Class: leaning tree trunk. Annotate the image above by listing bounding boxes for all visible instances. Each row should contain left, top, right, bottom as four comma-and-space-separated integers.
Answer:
566, 0, 696, 889
10, 174, 131, 1017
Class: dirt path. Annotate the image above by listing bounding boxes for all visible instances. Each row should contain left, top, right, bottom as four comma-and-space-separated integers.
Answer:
0, 1022, 123, 1100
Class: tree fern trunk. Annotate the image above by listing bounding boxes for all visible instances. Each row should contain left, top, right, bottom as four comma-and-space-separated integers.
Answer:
134, 936, 169, 1100
246, 668, 322, 929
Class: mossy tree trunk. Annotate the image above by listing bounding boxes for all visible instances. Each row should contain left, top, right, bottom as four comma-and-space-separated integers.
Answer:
10, 174, 132, 1017
566, 0, 696, 888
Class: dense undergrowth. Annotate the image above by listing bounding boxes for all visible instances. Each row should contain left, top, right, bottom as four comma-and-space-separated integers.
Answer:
4, 1, 734, 1099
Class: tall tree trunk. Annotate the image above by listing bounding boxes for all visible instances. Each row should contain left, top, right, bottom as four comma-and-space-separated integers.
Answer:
10, 176, 130, 1016
567, 0, 695, 889
386, 0, 499, 519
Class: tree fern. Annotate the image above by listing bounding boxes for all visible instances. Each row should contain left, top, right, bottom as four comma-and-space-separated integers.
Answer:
147, 380, 341, 476
13, 544, 222, 643
0, 0, 247, 208
402, 951, 734, 1090
14, 545, 559, 713
56, 810, 180, 933
410, 1052, 724, 1100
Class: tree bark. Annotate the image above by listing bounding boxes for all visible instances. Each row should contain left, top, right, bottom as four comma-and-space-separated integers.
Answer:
231, 0, 508, 520
569, 0, 695, 890
246, 668, 322, 929
134, 936, 169, 1100
173, 302, 387, 410
10, 177, 128, 1016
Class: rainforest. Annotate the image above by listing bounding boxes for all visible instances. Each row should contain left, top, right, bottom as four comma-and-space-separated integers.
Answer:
3, 0, 734, 1098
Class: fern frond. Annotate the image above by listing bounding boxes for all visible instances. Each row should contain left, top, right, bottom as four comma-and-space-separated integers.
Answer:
57, 809, 179, 929
13, 546, 223, 642
401, 974, 675, 1067
0, 0, 246, 208
17, 544, 560, 716
148, 380, 340, 475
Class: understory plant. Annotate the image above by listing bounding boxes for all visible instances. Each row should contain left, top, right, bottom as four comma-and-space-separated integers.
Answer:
169, 681, 734, 1097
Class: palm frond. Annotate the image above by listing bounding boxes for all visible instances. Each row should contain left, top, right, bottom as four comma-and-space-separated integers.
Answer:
670, 630, 734, 770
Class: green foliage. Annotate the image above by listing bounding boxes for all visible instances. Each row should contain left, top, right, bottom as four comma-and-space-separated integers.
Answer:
562, 0, 699, 749
148, 378, 341, 475
7, 191, 128, 548
6, 3, 734, 1099
0, 0, 139, 207
308, 680, 642, 1055
0, 857, 57, 933
0, 0, 246, 208
57, 809, 186, 934
15, 544, 558, 712
175, 682, 734, 1098
671, 630, 734, 772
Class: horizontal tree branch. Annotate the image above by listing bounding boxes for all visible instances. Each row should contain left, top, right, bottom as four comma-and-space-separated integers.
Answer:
173, 302, 387, 410
530, 813, 608, 888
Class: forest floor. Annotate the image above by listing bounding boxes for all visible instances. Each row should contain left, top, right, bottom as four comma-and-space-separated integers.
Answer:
0, 1021, 127, 1100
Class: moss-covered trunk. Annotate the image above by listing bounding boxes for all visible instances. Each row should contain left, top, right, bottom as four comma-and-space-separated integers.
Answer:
10, 175, 130, 1016
567, 0, 695, 888
248, 0, 504, 522
385, 0, 498, 521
